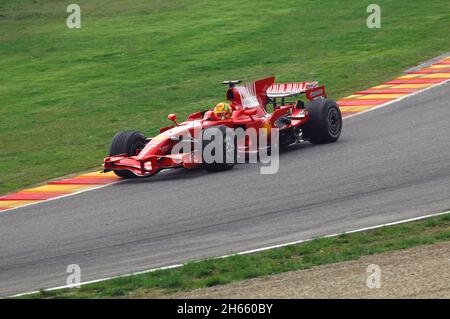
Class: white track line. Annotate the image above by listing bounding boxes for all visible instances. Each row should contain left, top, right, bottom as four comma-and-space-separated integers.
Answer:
6, 75, 450, 298
0, 180, 121, 214
10, 209, 450, 298
229, 210, 450, 256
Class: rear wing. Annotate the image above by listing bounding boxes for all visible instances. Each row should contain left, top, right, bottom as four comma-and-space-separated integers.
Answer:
225, 77, 326, 114
267, 81, 325, 100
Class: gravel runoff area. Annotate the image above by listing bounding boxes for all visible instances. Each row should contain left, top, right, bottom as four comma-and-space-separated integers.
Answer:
170, 242, 450, 299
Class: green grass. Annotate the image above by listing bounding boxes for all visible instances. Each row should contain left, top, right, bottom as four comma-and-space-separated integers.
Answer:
0, 0, 449, 194
22, 212, 450, 298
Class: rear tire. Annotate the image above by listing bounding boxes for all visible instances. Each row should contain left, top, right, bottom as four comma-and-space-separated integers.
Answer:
109, 130, 147, 178
302, 98, 342, 144
202, 126, 236, 172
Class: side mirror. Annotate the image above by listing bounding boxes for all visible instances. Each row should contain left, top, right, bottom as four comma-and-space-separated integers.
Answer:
244, 108, 257, 117
168, 113, 179, 126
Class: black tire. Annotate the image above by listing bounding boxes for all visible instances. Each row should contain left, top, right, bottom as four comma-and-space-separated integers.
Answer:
109, 130, 147, 178
302, 98, 342, 144
202, 126, 236, 172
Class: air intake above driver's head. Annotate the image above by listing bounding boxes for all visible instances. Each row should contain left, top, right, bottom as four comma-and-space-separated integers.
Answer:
222, 80, 242, 88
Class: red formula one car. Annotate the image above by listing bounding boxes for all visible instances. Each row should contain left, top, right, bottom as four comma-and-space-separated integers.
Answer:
103, 76, 342, 178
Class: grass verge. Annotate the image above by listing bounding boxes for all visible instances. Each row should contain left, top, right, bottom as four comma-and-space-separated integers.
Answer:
1, 0, 450, 194
21, 212, 450, 299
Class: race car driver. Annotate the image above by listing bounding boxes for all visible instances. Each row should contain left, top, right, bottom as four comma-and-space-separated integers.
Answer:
213, 102, 233, 120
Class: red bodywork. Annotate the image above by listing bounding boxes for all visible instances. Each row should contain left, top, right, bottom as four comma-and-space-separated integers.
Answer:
103, 76, 326, 177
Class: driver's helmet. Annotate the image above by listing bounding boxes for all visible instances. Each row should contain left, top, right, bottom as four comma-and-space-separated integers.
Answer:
213, 102, 232, 119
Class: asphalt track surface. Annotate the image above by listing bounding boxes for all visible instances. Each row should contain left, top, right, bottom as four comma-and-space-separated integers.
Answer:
1, 83, 449, 297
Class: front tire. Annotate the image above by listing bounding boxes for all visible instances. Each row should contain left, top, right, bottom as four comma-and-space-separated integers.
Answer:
302, 98, 342, 144
109, 130, 147, 178
202, 126, 236, 172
